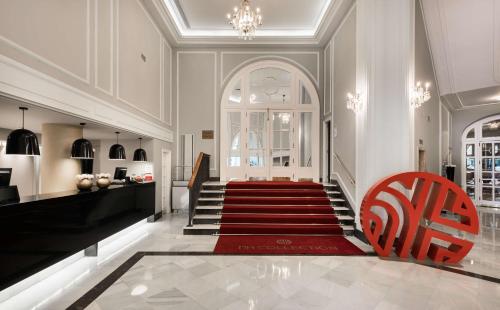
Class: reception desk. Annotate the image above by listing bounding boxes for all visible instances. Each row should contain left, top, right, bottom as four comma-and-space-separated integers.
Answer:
0, 182, 155, 291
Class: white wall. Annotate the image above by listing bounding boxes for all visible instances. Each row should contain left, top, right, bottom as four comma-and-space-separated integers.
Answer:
328, 8, 357, 200
174, 48, 323, 179
414, 0, 441, 175
0, 0, 173, 141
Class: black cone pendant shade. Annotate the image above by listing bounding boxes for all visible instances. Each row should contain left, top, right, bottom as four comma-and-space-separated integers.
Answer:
71, 123, 94, 159
6, 107, 40, 156
133, 138, 147, 162
109, 132, 126, 160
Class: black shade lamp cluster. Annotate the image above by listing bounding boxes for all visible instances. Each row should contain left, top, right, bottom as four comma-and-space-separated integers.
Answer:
109, 132, 126, 160
6, 107, 40, 156
71, 123, 94, 159
133, 138, 147, 162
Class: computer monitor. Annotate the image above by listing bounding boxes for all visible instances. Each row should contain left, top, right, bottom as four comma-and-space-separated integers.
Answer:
114, 167, 127, 180
0, 168, 12, 187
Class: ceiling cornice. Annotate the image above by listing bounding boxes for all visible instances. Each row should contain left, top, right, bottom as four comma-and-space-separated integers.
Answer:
146, 0, 355, 47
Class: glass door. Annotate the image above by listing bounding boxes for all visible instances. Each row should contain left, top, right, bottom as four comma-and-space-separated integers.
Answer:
270, 111, 294, 179
246, 111, 268, 180
465, 142, 476, 200
479, 141, 500, 204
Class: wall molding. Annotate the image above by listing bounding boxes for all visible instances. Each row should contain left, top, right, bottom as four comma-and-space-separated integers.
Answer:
220, 51, 320, 88
0, 55, 173, 142
176, 51, 218, 172
94, 0, 114, 96
164, 40, 173, 126
116, 0, 165, 122
494, 0, 500, 83
323, 43, 331, 116
0, 0, 91, 85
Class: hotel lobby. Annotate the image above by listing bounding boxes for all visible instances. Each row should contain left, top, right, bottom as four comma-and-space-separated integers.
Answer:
0, 0, 499, 309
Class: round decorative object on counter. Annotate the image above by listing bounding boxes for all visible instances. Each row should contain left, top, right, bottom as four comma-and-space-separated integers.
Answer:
76, 178, 93, 190
96, 173, 111, 189
76, 174, 94, 191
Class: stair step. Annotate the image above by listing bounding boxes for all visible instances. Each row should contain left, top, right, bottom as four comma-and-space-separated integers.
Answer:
200, 190, 225, 194
198, 197, 224, 202
326, 191, 341, 195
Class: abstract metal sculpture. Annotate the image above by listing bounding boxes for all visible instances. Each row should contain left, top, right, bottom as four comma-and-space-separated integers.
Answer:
361, 172, 479, 264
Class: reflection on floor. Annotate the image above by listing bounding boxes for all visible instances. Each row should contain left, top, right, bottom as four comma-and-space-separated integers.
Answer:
83, 254, 499, 310
1, 210, 499, 310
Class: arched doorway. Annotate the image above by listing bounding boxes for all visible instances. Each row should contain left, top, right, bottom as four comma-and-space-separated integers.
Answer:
462, 114, 500, 207
220, 60, 320, 181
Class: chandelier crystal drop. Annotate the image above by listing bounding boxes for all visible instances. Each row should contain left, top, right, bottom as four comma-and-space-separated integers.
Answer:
226, 0, 263, 40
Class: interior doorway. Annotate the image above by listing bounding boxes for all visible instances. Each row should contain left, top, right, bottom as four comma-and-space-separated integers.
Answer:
161, 149, 172, 213
220, 60, 320, 181
462, 115, 500, 207
418, 149, 427, 172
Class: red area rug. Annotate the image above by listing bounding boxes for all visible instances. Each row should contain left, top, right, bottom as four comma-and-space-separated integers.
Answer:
214, 235, 365, 255
214, 181, 366, 255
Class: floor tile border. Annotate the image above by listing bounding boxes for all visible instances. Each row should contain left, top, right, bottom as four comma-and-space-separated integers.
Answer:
66, 251, 500, 309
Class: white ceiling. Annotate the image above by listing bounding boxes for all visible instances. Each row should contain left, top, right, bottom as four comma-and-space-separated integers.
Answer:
177, 0, 327, 31
0, 96, 144, 140
421, 0, 500, 110
151, 0, 355, 45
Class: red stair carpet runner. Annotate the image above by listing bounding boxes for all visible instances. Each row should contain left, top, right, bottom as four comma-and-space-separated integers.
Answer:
214, 181, 365, 255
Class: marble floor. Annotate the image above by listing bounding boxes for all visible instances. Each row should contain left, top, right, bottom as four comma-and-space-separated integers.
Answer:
0, 211, 499, 310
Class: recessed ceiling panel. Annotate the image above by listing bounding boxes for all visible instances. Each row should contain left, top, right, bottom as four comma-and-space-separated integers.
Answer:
178, 0, 327, 30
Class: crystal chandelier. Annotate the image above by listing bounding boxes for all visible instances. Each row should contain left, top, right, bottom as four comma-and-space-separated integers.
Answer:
346, 92, 362, 113
411, 81, 431, 108
226, 0, 263, 40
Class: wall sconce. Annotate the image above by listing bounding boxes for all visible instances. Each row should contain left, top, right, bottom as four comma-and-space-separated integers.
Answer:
346, 92, 362, 113
411, 81, 431, 108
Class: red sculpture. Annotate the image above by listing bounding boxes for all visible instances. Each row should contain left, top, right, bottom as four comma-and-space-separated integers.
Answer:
361, 172, 479, 264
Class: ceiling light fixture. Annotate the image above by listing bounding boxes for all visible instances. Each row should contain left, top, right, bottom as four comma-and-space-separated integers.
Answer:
346, 92, 362, 113
411, 81, 431, 108
6, 107, 40, 156
226, 0, 263, 40
71, 123, 94, 159
133, 138, 148, 162
109, 132, 126, 160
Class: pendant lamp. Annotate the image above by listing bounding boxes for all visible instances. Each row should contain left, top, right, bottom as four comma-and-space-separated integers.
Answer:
71, 123, 94, 159
133, 138, 147, 162
6, 107, 40, 156
109, 132, 126, 160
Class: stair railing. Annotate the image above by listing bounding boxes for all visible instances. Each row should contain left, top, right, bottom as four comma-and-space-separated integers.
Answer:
333, 153, 356, 185
187, 152, 211, 226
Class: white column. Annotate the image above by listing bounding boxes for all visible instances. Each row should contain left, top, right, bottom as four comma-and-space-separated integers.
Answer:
355, 0, 416, 228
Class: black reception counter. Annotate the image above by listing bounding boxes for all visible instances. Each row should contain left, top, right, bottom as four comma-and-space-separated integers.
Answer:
0, 182, 155, 291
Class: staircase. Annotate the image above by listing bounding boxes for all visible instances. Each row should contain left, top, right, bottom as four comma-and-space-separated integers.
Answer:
183, 181, 355, 236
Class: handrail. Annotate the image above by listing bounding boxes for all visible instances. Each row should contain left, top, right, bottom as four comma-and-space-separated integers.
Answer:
333, 152, 356, 185
187, 152, 210, 226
